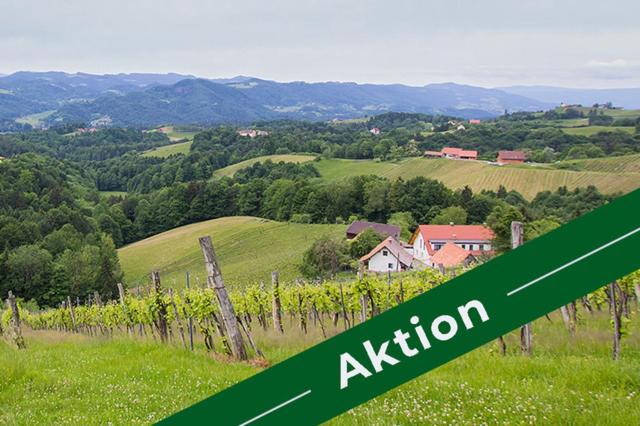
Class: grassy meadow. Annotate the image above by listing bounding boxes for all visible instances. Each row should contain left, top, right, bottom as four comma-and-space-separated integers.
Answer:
2, 310, 639, 425
561, 126, 636, 136
142, 126, 198, 158
314, 157, 640, 199
212, 154, 317, 178
118, 216, 345, 288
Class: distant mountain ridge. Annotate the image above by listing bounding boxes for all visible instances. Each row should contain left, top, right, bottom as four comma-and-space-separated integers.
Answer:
498, 86, 640, 109
1, 71, 638, 127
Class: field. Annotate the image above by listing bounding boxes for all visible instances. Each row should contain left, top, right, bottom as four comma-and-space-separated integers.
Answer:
118, 216, 344, 288
142, 126, 198, 158
314, 157, 640, 199
557, 154, 640, 174
14, 110, 55, 127
561, 126, 636, 136
2, 310, 639, 425
141, 141, 192, 158
212, 154, 317, 178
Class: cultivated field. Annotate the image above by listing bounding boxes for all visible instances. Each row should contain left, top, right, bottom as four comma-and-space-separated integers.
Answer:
118, 216, 344, 288
142, 126, 198, 158
2, 310, 638, 425
212, 154, 317, 178
558, 154, 640, 174
314, 157, 640, 199
561, 126, 636, 136
142, 140, 192, 158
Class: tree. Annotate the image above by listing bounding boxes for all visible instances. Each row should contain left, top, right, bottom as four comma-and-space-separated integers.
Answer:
349, 228, 384, 259
525, 218, 560, 241
300, 236, 350, 279
431, 206, 468, 225
388, 211, 416, 241
486, 205, 525, 252
5, 245, 54, 304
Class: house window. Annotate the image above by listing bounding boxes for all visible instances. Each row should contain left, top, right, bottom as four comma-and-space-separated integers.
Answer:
388, 263, 393, 269
433, 243, 443, 251
461, 244, 466, 249
468, 244, 474, 251
382, 250, 388, 256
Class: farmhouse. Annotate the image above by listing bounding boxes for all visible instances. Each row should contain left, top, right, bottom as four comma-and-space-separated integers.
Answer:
496, 150, 526, 164
469, 119, 481, 125
369, 127, 381, 135
346, 220, 401, 240
237, 129, 269, 138
409, 224, 494, 266
359, 236, 414, 272
430, 242, 476, 269
441, 147, 478, 160
423, 147, 477, 160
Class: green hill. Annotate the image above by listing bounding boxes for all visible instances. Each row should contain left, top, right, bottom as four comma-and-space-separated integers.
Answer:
314, 157, 640, 199
118, 216, 345, 288
213, 154, 317, 178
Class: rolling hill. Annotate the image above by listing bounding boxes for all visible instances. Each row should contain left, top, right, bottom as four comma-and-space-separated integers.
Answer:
1, 72, 553, 126
118, 216, 345, 288
313, 157, 640, 199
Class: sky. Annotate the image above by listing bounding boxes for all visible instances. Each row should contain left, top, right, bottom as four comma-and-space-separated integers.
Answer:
1, 0, 639, 88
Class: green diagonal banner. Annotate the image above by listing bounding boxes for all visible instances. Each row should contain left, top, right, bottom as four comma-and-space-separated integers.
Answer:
161, 189, 640, 425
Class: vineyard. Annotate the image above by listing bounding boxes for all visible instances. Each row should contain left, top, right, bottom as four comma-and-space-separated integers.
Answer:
4, 244, 639, 362
2, 234, 640, 424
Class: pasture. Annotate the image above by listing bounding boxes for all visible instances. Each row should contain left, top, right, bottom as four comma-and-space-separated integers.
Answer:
2, 310, 638, 425
314, 157, 640, 199
561, 126, 636, 136
118, 216, 344, 288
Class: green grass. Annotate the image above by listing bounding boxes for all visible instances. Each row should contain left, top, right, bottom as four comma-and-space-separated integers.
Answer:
561, 126, 636, 136
554, 154, 640, 174
314, 157, 640, 199
142, 126, 198, 158
118, 216, 345, 288
14, 110, 55, 127
141, 141, 192, 158
2, 311, 638, 425
213, 154, 317, 178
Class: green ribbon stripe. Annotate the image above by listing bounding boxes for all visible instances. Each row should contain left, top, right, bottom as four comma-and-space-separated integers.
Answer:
160, 189, 640, 425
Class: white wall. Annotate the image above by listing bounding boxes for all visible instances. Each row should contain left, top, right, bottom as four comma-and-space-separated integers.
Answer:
367, 249, 400, 272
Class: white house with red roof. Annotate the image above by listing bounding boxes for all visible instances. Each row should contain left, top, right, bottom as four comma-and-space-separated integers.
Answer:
360, 236, 415, 272
409, 224, 494, 266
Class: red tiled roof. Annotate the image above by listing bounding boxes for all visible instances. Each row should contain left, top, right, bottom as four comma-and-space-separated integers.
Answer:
441, 147, 477, 158
431, 243, 475, 267
424, 150, 443, 157
410, 224, 495, 255
497, 150, 526, 161
360, 236, 413, 266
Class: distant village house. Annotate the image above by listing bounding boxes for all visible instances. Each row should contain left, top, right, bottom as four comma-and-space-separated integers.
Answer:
496, 150, 526, 165
237, 129, 270, 138
369, 127, 381, 135
346, 220, 401, 240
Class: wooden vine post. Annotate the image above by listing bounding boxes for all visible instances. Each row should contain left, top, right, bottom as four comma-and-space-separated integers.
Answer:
6, 291, 26, 349
151, 271, 169, 344
199, 236, 248, 361
513, 221, 532, 355
271, 271, 284, 334
185, 271, 195, 351
610, 281, 622, 360
117, 283, 133, 337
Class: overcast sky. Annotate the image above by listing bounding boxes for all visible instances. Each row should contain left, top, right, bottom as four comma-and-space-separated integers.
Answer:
2, 0, 639, 88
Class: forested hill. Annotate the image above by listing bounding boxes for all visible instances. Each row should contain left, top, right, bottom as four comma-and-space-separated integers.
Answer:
0, 72, 551, 127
